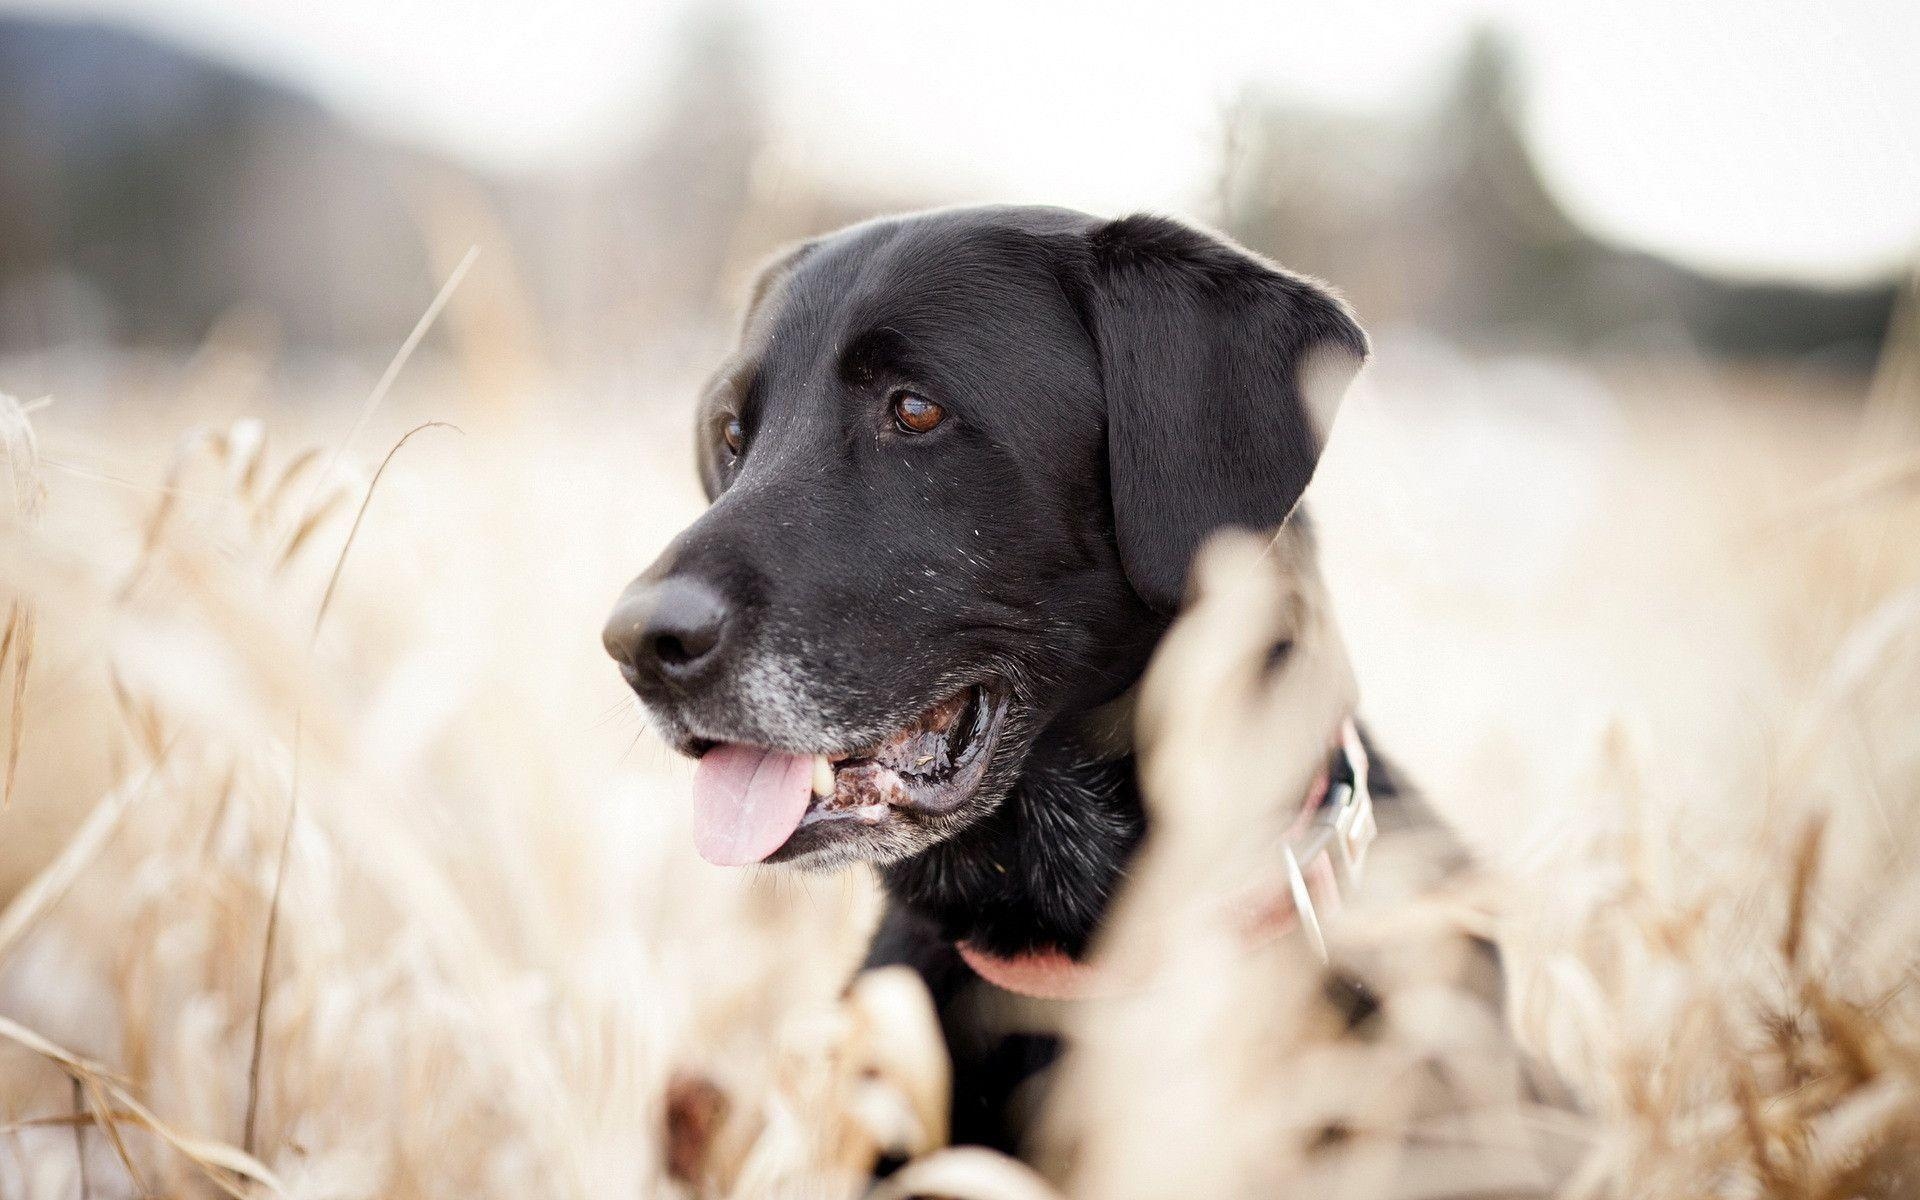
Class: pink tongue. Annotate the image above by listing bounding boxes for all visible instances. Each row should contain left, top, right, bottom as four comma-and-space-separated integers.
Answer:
690, 744, 815, 866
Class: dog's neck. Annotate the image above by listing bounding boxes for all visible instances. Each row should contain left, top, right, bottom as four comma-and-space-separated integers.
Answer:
877, 708, 1149, 959
1058, 686, 1139, 763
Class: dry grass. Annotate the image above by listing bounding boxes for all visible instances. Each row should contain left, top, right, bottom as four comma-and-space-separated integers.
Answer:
0, 396, 898, 1197
0, 321, 1918, 1198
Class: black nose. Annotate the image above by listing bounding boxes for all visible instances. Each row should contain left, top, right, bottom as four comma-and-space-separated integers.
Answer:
602, 575, 731, 681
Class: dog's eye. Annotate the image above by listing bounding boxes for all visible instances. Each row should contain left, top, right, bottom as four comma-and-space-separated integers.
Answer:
721, 417, 744, 455
890, 390, 945, 435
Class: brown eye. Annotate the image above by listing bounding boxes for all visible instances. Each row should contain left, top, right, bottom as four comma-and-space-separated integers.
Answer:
722, 417, 744, 455
890, 390, 945, 435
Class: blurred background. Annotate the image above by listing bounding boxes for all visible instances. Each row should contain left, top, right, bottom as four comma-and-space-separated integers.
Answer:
1, 0, 1914, 407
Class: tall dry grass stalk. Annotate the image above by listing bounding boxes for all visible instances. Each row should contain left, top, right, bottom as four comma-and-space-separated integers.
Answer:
0, 322, 1917, 1199
1042, 525, 1567, 1199
0, 392, 938, 1198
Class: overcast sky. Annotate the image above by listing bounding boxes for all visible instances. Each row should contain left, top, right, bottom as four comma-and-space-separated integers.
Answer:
8, 0, 1919, 283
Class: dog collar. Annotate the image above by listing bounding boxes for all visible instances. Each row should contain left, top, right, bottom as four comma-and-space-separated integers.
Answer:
955, 717, 1377, 1000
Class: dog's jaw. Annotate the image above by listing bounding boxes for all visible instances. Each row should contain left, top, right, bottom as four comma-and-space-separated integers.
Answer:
762, 684, 1020, 868
637, 677, 1040, 871
879, 744, 1149, 958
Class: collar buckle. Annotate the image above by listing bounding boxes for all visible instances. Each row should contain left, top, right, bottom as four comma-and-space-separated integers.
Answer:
1282, 718, 1377, 961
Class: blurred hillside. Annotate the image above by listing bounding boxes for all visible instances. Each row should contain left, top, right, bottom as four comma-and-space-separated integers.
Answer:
0, 13, 1902, 376
0, 17, 437, 348
1219, 33, 1900, 367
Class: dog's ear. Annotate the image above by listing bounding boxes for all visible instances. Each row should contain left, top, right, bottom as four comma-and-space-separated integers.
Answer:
1075, 215, 1366, 614
696, 240, 816, 499
737, 239, 815, 337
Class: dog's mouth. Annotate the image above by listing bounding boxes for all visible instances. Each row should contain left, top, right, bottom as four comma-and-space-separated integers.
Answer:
688, 684, 1010, 866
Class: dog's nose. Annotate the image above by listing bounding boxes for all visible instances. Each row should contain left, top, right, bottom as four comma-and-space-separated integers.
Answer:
602, 575, 731, 681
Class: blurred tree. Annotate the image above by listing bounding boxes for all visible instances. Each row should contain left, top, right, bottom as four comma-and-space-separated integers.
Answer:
0, 14, 1898, 376
1220, 28, 1898, 367
0, 17, 436, 352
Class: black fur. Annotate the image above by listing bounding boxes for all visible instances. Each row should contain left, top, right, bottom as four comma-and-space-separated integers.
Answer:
604, 205, 1385, 1155
881, 745, 1143, 960
1077, 213, 1368, 613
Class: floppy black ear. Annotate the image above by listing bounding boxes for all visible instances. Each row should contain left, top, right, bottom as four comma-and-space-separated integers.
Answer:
1074, 215, 1366, 614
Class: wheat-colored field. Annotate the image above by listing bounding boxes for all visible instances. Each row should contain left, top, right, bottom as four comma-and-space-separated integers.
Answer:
1, 317, 1917, 1196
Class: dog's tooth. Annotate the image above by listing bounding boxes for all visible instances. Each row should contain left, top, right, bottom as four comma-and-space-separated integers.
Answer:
812, 754, 835, 797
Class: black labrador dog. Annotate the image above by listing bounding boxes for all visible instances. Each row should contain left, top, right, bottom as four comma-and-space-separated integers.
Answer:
602, 204, 1431, 1153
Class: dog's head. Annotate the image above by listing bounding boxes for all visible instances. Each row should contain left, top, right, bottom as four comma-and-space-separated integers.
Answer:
603, 206, 1365, 871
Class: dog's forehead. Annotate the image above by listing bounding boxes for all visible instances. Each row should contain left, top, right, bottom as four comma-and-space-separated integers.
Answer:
701, 206, 1105, 462
760, 209, 1089, 357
